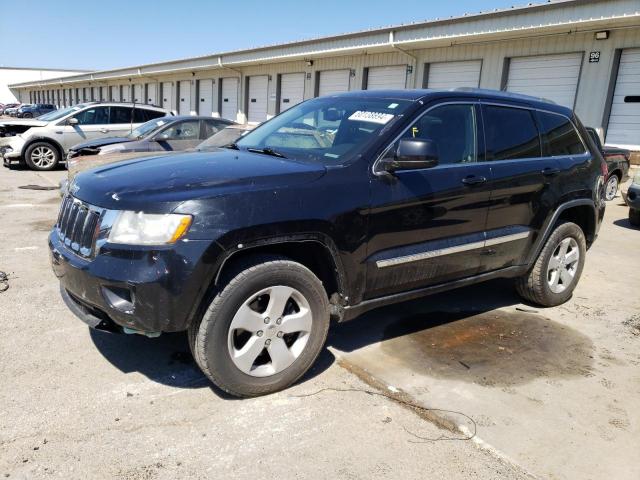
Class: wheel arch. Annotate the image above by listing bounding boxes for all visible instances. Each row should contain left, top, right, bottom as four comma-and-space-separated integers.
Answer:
21, 136, 65, 161
526, 199, 597, 266
214, 237, 347, 303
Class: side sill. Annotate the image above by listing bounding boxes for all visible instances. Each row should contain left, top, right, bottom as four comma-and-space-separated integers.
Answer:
337, 265, 528, 322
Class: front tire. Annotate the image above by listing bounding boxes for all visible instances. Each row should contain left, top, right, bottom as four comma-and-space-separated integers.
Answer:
630, 208, 640, 227
22, 113, 33, 118
516, 222, 586, 307
25, 142, 60, 171
189, 256, 330, 397
604, 175, 619, 201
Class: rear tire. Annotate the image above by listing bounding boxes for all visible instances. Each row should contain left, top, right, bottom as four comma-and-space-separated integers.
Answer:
630, 208, 640, 227
516, 222, 586, 307
25, 142, 60, 171
188, 255, 330, 397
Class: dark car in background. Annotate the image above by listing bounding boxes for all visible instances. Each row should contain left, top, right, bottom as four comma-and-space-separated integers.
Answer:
67, 115, 236, 159
51, 89, 605, 397
61, 123, 254, 195
16, 103, 56, 118
586, 127, 630, 201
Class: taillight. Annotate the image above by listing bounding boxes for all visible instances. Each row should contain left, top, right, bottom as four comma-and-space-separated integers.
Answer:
601, 161, 608, 177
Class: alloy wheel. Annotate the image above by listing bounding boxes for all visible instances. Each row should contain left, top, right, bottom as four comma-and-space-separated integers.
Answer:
605, 176, 618, 201
547, 237, 580, 294
227, 285, 312, 377
31, 146, 56, 168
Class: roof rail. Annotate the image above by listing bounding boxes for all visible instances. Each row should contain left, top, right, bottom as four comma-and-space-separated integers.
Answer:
452, 87, 557, 105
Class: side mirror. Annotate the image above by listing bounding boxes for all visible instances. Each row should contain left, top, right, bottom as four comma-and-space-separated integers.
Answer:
67, 117, 78, 126
380, 138, 439, 173
155, 133, 170, 141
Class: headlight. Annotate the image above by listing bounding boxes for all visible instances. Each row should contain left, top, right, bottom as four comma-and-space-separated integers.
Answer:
108, 211, 192, 245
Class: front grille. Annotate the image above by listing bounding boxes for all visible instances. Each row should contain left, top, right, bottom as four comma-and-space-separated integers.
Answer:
56, 195, 101, 257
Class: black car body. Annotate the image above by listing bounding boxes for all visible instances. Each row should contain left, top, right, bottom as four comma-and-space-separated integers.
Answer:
16, 103, 56, 118
50, 89, 605, 396
67, 115, 236, 159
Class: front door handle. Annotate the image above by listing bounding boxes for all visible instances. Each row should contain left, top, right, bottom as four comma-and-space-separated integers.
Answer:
541, 167, 560, 176
462, 175, 487, 186
99, 128, 109, 134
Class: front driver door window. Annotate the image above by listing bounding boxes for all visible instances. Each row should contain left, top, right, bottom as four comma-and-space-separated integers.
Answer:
61, 106, 110, 151
366, 102, 492, 298
153, 120, 202, 151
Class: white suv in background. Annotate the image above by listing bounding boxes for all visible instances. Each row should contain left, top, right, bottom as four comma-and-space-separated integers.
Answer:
0, 103, 170, 170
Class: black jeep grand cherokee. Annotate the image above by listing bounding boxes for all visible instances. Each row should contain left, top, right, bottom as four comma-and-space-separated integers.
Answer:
50, 89, 605, 397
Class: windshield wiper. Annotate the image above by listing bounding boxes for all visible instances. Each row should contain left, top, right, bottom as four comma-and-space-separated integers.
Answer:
247, 147, 287, 158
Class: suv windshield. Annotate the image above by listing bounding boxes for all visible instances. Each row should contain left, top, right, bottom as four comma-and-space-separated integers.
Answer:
127, 118, 170, 139
38, 106, 80, 121
236, 96, 413, 164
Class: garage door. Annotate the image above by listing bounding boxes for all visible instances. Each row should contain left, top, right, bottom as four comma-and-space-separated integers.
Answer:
366, 65, 407, 90
248, 75, 268, 123
179, 80, 191, 115
162, 82, 172, 111
91, 87, 98, 102
426, 60, 482, 89
199, 79, 214, 116
506, 53, 583, 108
221, 77, 239, 121
606, 48, 640, 149
133, 84, 143, 103
146, 83, 157, 105
111, 86, 120, 102
279, 73, 305, 112
122, 85, 130, 102
318, 70, 350, 97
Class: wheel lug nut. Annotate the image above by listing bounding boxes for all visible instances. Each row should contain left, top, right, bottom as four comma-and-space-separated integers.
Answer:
264, 317, 270, 324
265, 339, 271, 346
276, 318, 282, 325
257, 331, 263, 337
277, 331, 283, 338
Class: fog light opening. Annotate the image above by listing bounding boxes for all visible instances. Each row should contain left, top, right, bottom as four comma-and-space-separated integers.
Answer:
102, 286, 135, 314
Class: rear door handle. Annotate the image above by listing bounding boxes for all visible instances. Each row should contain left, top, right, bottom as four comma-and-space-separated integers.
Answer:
541, 167, 560, 176
462, 175, 487, 186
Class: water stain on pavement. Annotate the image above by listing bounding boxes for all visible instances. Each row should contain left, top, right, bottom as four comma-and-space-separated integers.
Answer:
379, 310, 594, 386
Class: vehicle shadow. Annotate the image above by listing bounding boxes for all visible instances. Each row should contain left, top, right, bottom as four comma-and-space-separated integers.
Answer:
613, 217, 638, 230
328, 278, 525, 354
89, 327, 336, 398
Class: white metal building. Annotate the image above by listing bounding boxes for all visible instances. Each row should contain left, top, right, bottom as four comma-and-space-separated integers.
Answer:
0, 67, 89, 104
8, 0, 640, 149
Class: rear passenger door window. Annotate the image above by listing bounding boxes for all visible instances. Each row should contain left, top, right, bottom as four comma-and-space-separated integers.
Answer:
537, 112, 586, 156
109, 107, 132, 124
482, 105, 541, 160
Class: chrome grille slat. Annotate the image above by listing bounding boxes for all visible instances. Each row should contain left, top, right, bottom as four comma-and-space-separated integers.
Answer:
56, 195, 102, 258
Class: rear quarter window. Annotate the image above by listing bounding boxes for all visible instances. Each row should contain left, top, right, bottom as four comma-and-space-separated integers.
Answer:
537, 112, 586, 156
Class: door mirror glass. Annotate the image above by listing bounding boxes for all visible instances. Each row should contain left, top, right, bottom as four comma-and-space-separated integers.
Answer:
382, 138, 439, 172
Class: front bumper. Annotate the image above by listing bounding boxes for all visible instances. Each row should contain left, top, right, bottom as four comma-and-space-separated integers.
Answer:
49, 231, 222, 333
0, 136, 25, 161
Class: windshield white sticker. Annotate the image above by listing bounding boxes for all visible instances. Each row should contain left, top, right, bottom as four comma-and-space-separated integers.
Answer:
348, 111, 394, 125
388, 103, 399, 109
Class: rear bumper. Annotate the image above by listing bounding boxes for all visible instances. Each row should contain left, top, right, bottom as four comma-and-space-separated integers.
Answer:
49, 231, 222, 333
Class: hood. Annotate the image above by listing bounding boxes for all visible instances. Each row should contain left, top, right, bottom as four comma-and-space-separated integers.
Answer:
0, 119, 49, 128
68, 150, 173, 179
71, 149, 327, 211
70, 137, 132, 152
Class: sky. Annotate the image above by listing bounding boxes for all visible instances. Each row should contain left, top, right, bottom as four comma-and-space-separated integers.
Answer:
1, 0, 526, 71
